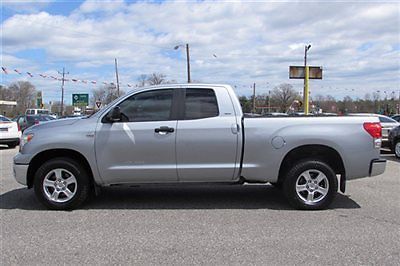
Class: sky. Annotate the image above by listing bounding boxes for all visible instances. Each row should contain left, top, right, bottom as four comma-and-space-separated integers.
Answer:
1, 0, 399, 105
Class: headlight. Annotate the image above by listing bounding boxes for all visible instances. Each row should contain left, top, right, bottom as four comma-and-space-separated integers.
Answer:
19, 133, 34, 151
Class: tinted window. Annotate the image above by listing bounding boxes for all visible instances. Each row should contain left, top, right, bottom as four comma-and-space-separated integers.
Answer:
118, 89, 174, 122
0, 116, 10, 122
184, 89, 219, 120
379, 116, 396, 123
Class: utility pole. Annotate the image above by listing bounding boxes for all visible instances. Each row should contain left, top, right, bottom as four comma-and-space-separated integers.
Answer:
115, 58, 120, 97
252, 83, 256, 114
186, 43, 191, 83
268, 90, 271, 112
303, 44, 311, 115
58, 67, 69, 116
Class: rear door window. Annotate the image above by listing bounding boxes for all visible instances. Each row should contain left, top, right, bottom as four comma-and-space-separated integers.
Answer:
184, 88, 219, 120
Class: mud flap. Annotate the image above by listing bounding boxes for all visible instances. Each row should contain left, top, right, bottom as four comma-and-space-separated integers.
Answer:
340, 175, 346, 193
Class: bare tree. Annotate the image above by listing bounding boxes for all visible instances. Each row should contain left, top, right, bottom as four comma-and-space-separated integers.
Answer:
137, 74, 148, 87
147, 73, 166, 85
8, 81, 37, 114
91, 84, 124, 106
270, 83, 299, 112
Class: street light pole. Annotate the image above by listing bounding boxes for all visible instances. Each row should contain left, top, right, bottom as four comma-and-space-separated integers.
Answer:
174, 43, 191, 83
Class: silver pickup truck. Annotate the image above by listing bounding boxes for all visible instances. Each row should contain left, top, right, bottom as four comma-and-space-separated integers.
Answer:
13, 84, 386, 210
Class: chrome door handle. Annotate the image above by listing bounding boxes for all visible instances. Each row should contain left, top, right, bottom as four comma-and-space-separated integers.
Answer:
155, 126, 174, 134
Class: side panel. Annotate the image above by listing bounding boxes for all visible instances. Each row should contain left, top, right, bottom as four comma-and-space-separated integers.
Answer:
241, 116, 381, 182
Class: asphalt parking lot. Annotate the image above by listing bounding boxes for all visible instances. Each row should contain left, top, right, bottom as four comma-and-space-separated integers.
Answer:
1, 147, 399, 265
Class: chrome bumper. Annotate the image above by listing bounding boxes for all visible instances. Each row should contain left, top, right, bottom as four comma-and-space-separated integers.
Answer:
369, 159, 386, 177
13, 163, 29, 186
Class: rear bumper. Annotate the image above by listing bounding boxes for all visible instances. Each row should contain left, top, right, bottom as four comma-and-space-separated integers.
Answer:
13, 163, 29, 186
369, 159, 386, 177
0, 137, 20, 144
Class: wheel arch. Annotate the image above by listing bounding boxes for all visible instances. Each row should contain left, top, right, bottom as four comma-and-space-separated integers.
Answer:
27, 149, 95, 189
278, 144, 345, 190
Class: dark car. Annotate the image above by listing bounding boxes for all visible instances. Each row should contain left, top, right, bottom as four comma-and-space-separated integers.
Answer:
391, 114, 400, 123
14, 115, 55, 132
388, 125, 400, 158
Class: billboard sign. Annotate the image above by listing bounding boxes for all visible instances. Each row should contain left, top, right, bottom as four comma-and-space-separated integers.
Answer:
289, 66, 323, 79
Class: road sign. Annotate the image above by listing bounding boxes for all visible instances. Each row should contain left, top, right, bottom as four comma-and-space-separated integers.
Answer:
95, 101, 102, 108
72, 94, 89, 107
289, 66, 323, 79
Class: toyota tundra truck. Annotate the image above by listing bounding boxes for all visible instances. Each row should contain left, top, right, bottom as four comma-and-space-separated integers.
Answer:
13, 84, 386, 210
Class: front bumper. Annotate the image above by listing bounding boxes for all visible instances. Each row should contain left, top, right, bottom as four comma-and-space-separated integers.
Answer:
369, 159, 386, 177
13, 163, 29, 186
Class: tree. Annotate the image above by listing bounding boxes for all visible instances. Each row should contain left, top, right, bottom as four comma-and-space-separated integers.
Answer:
270, 83, 299, 112
238, 96, 252, 113
7, 81, 37, 114
91, 84, 124, 106
137, 74, 148, 87
147, 73, 166, 85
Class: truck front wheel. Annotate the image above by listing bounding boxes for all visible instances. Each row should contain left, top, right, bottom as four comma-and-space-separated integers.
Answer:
283, 160, 338, 210
33, 158, 91, 210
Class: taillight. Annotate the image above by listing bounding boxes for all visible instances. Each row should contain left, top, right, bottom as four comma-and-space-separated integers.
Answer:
363, 122, 382, 138
363, 122, 382, 149
17, 123, 21, 131
35, 120, 39, 125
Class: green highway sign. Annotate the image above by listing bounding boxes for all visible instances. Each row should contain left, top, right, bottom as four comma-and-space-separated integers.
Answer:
72, 93, 89, 107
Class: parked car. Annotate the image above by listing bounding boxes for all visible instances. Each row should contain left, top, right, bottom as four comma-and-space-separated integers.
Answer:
347, 113, 399, 145
388, 125, 400, 158
391, 114, 400, 123
13, 84, 386, 210
14, 115, 56, 132
0, 115, 21, 148
25, 109, 50, 115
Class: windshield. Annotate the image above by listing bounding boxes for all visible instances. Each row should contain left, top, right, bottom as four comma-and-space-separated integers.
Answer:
0, 116, 11, 122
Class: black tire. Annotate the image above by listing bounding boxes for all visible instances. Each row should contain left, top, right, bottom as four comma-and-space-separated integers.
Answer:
34, 157, 91, 210
283, 160, 338, 210
394, 140, 400, 159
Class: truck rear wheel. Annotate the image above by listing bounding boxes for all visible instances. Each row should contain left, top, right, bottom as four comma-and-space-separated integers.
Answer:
283, 160, 338, 210
33, 157, 91, 210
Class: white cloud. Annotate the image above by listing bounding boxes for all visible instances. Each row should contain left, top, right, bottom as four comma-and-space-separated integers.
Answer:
1, 0, 399, 102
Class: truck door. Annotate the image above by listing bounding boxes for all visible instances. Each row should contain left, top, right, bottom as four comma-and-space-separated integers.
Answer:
176, 87, 240, 182
95, 88, 178, 184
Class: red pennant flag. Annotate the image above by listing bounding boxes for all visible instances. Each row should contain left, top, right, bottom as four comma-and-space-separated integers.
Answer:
91, 81, 97, 84
72, 79, 78, 82
1, 67, 8, 74
39, 74, 47, 78
102, 82, 108, 85
26, 72, 33, 77
14, 69, 22, 74
50, 76, 57, 79
127, 84, 132, 87
81, 80, 87, 84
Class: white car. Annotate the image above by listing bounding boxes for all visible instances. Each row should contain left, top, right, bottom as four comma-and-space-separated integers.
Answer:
0, 115, 21, 148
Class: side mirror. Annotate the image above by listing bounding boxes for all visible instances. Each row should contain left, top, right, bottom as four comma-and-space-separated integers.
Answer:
109, 106, 122, 122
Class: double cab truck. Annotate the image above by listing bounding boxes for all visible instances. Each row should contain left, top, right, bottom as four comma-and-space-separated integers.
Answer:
13, 84, 386, 210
